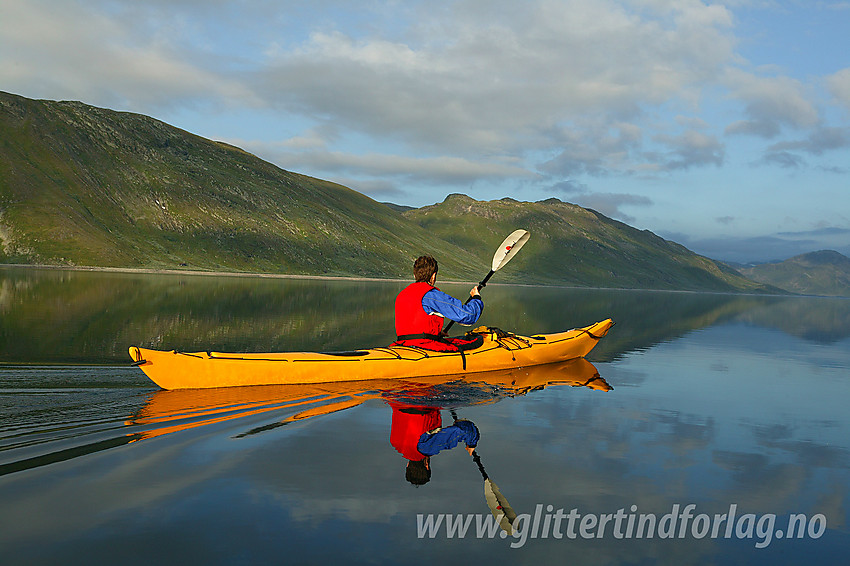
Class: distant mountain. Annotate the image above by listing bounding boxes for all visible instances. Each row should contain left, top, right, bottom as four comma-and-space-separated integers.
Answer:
0, 91, 778, 292
737, 250, 850, 297
403, 194, 774, 292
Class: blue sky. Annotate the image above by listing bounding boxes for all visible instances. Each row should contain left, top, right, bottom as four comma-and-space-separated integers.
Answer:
2, 0, 849, 263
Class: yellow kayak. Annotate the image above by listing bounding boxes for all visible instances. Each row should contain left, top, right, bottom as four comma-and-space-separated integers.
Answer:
129, 319, 614, 390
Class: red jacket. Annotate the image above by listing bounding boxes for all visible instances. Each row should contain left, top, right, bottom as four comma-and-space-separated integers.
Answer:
388, 402, 442, 461
394, 282, 443, 338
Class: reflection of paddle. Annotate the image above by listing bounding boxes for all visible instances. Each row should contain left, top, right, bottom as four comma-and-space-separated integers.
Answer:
236, 394, 381, 437
473, 451, 518, 535
451, 409, 517, 534
444, 229, 530, 334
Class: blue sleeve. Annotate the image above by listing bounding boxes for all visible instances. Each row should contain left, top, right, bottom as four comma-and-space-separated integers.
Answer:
421, 288, 483, 326
417, 420, 480, 456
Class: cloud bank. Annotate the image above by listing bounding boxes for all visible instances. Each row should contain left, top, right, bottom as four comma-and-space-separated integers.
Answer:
2, 0, 848, 260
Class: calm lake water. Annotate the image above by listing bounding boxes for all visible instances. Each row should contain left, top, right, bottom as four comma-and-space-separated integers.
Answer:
1, 267, 849, 564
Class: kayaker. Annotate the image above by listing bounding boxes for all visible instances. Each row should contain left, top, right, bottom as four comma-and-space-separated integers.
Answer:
388, 401, 479, 486
392, 255, 484, 351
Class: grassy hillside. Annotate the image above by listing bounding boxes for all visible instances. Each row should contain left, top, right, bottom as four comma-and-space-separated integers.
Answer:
404, 194, 775, 292
737, 250, 850, 297
0, 91, 480, 279
1, 91, 781, 292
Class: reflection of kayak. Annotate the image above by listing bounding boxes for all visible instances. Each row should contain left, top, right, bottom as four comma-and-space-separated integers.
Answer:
127, 357, 610, 441
129, 319, 614, 390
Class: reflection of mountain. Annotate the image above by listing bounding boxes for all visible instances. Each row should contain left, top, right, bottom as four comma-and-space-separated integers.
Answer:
731, 297, 850, 344
479, 286, 783, 361
494, 287, 850, 357
0, 267, 401, 363
3, 268, 847, 364
128, 358, 609, 442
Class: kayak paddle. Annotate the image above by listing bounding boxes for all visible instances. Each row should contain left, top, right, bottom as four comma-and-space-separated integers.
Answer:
449, 410, 517, 535
444, 229, 530, 333
474, 451, 518, 535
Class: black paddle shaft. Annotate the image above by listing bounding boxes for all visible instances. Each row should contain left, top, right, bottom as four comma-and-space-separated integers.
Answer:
472, 451, 489, 480
443, 270, 494, 334
450, 409, 488, 479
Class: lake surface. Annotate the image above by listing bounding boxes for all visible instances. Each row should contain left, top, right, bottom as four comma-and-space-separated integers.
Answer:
1, 267, 849, 564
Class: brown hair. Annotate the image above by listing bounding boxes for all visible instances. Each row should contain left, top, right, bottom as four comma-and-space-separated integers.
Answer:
406, 459, 432, 485
413, 255, 438, 283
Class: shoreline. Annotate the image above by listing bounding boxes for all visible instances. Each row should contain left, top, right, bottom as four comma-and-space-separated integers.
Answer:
0, 262, 409, 284
0, 262, 810, 298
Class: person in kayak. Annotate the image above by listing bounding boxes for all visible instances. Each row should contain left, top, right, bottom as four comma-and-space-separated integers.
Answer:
392, 255, 484, 352
388, 400, 479, 486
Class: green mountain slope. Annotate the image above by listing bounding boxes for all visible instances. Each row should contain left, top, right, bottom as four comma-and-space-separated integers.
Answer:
737, 250, 850, 297
1, 91, 778, 292
0, 91, 480, 279
403, 194, 775, 292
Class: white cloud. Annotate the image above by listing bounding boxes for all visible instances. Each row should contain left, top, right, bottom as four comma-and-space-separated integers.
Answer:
253, 0, 739, 157
333, 178, 404, 198
757, 126, 850, 167
827, 68, 850, 111
538, 120, 646, 176
231, 139, 533, 186
723, 69, 820, 138
671, 227, 850, 263
571, 192, 653, 223
653, 130, 725, 169
1, 0, 847, 207
770, 127, 850, 155
0, 0, 255, 111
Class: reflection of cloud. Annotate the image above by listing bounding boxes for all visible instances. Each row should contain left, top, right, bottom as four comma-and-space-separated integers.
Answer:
711, 419, 850, 515
0, 433, 243, 547
2, 350, 848, 563
712, 451, 810, 510
3, 310, 850, 562
749, 423, 850, 469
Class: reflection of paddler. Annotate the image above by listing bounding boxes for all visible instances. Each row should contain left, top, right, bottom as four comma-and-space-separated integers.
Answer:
389, 401, 479, 486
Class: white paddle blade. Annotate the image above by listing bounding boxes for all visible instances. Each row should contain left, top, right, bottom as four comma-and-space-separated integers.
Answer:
491, 229, 530, 272
484, 479, 518, 535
